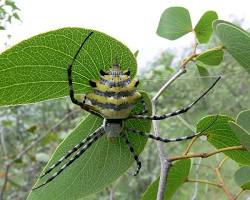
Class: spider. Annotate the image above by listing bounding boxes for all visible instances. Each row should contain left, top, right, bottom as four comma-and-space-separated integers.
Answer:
33, 31, 220, 190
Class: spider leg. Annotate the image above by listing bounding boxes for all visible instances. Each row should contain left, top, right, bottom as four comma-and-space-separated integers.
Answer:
129, 76, 221, 120
126, 115, 218, 143
127, 128, 199, 143
32, 127, 105, 190
67, 31, 101, 118
122, 133, 141, 176
40, 126, 103, 178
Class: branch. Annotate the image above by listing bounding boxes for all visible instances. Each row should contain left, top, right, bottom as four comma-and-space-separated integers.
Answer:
169, 145, 244, 161
152, 47, 198, 200
152, 68, 185, 200
213, 156, 234, 200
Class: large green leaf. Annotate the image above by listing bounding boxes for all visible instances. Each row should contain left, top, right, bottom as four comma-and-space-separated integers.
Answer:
234, 166, 250, 190
0, 28, 136, 106
229, 121, 250, 151
228, 122, 250, 151
157, 7, 192, 40
194, 11, 218, 43
230, 110, 250, 151
213, 20, 249, 34
197, 115, 250, 165
214, 23, 250, 73
141, 159, 191, 200
236, 109, 250, 132
28, 92, 152, 200
195, 49, 224, 66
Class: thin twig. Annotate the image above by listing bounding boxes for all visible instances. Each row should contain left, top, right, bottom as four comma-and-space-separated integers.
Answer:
106, 187, 115, 200
169, 145, 244, 161
217, 157, 228, 170
0, 164, 10, 200
215, 167, 234, 200
187, 178, 221, 188
234, 188, 244, 200
215, 157, 234, 200
183, 136, 198, 155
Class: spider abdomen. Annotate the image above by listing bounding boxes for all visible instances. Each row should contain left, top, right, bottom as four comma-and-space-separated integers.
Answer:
86, 67, 141, 119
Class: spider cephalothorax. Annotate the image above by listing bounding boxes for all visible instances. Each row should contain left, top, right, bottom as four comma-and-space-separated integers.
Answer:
33, 31, 220, 190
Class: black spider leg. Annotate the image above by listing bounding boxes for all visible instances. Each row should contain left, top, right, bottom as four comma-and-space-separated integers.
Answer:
129, 76, 221, 120
67, 31, 101, 118
122, 133, 141, 176
39, 126, 103, 178
32, 127, 105, 190
126, 115, 218, 143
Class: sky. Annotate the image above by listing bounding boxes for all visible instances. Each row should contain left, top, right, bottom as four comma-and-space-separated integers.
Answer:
1, 0, 250, 71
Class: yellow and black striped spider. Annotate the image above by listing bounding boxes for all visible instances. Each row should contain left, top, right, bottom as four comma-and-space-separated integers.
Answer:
33, 31, 220, 190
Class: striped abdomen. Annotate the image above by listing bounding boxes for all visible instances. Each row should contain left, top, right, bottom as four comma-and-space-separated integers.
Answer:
86, 68, 141, 119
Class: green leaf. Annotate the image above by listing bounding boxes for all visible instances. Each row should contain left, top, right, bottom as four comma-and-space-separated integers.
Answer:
28, 92, 152, 200
213, 20, 248, 34
5, 0, 19, 10
197, 115, 250, 165
134, 50, 139, 58
229, 121, 250, 151
0, 26, 5, 30
214, 23, 250, 73
157, 7, 192, 40
196, 65, 211, 86
194, 11, 218, 43
195, 49, 224, 66
13, 12, 21, 21
236, 109, 250, 133
235, 166, 250, 189
0, 28, 136, 106
196, 65, 209, 77
141, 159, 191, 200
